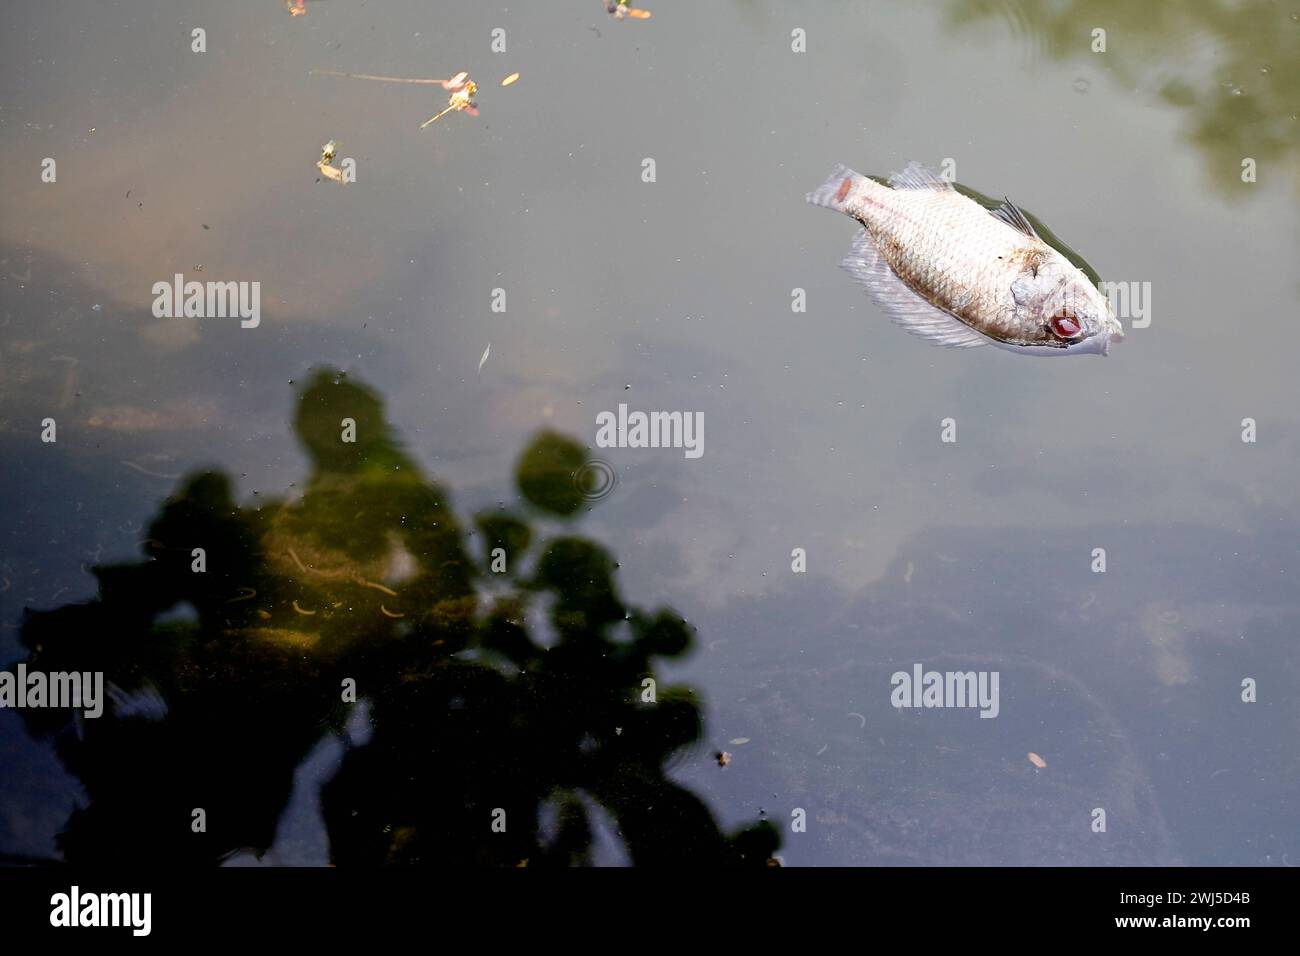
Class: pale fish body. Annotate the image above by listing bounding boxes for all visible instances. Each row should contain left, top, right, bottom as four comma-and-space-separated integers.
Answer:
807, 162, 1124, 356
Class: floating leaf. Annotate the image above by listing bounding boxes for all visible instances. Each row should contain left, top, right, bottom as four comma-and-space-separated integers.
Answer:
478, 343, 491, 373
501, 72, 520, 87
1028, 752, 1047, 769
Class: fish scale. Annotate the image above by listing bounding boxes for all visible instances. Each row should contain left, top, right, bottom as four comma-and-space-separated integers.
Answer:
862, 188, 1029, 336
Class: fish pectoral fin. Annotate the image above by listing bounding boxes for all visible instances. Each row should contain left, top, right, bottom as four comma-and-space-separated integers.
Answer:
989, 197, 1041, 239
842, 229, 989, 349
886, 161, 953, 192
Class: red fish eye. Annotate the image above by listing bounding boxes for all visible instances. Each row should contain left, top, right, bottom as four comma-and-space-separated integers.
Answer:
1050, 312, 1083, 339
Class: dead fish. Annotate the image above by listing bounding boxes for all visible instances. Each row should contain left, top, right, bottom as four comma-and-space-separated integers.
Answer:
807, 162, 1123, 356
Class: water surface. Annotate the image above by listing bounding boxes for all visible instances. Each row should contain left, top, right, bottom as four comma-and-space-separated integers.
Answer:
1, 0, 1297, 866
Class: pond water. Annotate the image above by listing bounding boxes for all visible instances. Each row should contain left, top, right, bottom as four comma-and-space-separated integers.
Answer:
1, 0, 1297, 866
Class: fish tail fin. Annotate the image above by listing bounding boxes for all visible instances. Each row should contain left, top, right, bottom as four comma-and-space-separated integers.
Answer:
806, 164, 866, 213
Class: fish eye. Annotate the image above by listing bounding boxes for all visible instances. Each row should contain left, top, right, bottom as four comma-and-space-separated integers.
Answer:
1049, 311, 1084, 339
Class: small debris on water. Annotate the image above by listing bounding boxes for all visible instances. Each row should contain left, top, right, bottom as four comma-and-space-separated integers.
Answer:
421, 76, 480, 128
317, 140, 345, 183
1028, 752, 1047, 769
715, 750, 731, 768
605, 2, 652, 19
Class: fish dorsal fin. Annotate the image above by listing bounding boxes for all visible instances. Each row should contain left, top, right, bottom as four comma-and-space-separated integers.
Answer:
990, 197, 1040, 239
842, 229, 989, 349
887, 161, 953, 191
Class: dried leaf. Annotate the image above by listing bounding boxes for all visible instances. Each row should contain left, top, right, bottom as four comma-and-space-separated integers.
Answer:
1028, 752, 1047, 769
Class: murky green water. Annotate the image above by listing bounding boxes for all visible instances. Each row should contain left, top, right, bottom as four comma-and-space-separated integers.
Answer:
1, 0, 1297, 866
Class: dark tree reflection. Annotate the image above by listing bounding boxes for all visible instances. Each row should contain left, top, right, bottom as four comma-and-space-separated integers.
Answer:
15, 368, 778, 867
